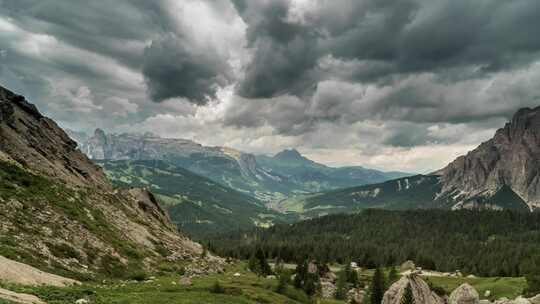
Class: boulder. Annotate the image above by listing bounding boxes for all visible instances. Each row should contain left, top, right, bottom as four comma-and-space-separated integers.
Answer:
321, 281, 336, 299
382, 275, 444, 304
449, 283, 479, 304
179, 276, 192, 286
400, 261, 416, 272
348, 288, 365, 303
512, 297, 531, 304
529, 294, 540, 304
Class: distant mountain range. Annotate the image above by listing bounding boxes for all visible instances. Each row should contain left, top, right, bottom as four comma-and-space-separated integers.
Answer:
281, 106, 540, 216
71, 130, 410, 201
66, 130, 409, 234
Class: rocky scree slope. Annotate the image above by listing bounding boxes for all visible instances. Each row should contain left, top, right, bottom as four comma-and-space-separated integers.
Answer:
0, 85, 207, 280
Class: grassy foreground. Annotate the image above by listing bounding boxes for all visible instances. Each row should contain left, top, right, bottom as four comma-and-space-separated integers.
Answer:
0, 263, 527, 304
0, 263, 343, 304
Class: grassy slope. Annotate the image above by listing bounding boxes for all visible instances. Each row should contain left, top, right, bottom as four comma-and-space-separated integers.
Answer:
424, 276, 526, 300
0, 264, 525, 303
99, 160, 286, 237
0, 264, 343, 304
0, 160, 153, 280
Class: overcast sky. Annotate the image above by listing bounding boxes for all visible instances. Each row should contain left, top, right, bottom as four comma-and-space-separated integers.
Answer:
1, 0, 540, 173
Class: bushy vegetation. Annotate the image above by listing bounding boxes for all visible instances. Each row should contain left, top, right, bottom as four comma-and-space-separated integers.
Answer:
208, 209, 540, 277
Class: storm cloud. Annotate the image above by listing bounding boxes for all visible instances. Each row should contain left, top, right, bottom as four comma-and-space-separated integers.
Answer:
1, 0, 540, 172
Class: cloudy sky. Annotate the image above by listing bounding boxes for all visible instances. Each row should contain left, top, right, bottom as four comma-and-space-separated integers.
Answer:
1, 0, 540, 173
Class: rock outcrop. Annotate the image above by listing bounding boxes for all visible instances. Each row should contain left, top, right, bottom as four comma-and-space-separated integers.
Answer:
0, 87, 109, 189
449, 283, 480, 304
382, 275, 444, 304
437, 106, 540, 210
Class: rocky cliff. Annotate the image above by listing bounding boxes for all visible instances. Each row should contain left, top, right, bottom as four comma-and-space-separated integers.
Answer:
0, 85, 206, 280
438, 106, 540, 210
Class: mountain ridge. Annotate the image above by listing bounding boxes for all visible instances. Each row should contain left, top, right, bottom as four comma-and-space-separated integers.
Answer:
0, 84, 211, 280
74, 129, 409, 201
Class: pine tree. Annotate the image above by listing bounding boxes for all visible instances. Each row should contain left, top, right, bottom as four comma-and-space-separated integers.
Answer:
388, 266, 399, 284
525, 255, 540, 296
294, 259, 307, 289
335, 271, 348, 300
276, 273, 288, 294
370, 267, 386, 304
401, 282, 414, 304
248, 253, 261, 274
255, 248, 273, 276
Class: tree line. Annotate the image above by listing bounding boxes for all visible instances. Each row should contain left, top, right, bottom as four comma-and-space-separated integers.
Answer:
205, 209, 540, 277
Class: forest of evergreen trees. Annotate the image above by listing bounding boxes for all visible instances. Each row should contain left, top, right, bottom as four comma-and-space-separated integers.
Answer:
206, 209, 540, 277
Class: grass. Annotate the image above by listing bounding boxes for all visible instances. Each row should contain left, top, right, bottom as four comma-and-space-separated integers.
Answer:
425, 276, 526, 301
0, 264, 346, 304
0, 261, 528, 303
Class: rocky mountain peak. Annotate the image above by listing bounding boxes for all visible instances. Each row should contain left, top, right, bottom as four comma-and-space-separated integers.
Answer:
274, 148, 313, 165
438, 105, 540, 210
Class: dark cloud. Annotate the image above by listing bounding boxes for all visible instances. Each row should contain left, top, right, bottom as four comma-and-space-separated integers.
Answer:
233, 0, 540, 99
142, 33, 234, 104
233, 0, 321, 98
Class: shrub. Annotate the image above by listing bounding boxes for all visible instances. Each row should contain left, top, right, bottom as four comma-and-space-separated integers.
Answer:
210, 281, 225, 294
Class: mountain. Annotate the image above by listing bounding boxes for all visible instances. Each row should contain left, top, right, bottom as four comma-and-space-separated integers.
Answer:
79, 130, 295, 201
280, 106, 540, 214
98, 160, 288, 237
76, 131, 408, 202
256, 149, 411, 193
436, 106, 540, 210
0, 85, 207, 280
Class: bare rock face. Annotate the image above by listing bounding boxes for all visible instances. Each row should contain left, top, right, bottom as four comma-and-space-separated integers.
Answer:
383, 275, 444, 304
438, 106, 540, 210
0, 86, 109, 190
449, 283, 479, 304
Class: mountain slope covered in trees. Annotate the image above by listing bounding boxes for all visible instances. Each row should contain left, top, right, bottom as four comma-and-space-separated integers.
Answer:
208, 209, 540, 277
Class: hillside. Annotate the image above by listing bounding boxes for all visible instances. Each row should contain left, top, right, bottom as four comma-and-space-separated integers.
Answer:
98, 160, 289, 237
0, 85, 207, 280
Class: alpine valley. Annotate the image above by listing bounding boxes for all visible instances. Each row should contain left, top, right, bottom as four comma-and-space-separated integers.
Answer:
69, 129, 409, 236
